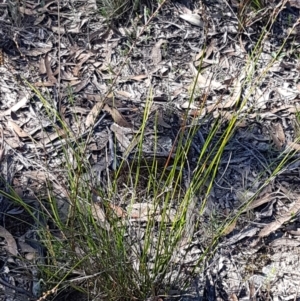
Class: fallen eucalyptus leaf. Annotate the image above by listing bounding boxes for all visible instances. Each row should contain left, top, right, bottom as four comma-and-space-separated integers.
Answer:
179, 14, 203, 27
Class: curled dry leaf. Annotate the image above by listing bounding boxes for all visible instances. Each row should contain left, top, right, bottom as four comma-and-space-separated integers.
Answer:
85, 98, 104, 128
151, 39, 167, 65
0, 226, 18, 256
104, 104, 132, 128
110, 122, 138, 156
45, 53, 57, 84
267, 122, 285, 150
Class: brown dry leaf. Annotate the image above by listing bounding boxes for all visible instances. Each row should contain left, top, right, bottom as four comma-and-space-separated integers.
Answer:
151, 39, 167, 65
285, 105, 300, 114
181, 100, 197, 109
85, 98, 105, 128
69, 80, 81, 86
89, 27, 113, 44
259, 197, 300, 237
0, 226, 18, 256
267, 122, 285, 150
127, 203, 159, 221
188, 108, 206, 119
286, 141, 300, 151
103, 104, 132, 128
4, 137, 21, 148
109, 204, 126, 218
8, 120, 31, 138
91, 203, 106, 222
45, 53, 57, 84
220, 73, 244, 108
39, 57, 46, 74
222, 219, 237, 236
229, 293, 239, 301
70, 106, 90, 114
115, 90, 133, 99
91, 203, 110, 230
189, 63, 224, 90
129, 74, 148, 81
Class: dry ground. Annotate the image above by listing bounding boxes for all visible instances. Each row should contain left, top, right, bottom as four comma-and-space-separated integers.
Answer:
1, 0, 300, 300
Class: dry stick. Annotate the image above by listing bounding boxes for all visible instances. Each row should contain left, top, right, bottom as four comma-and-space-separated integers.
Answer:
57, 0, 62, 114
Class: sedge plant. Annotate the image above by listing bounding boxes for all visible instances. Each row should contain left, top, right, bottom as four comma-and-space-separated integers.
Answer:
1, 1, 300, 300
